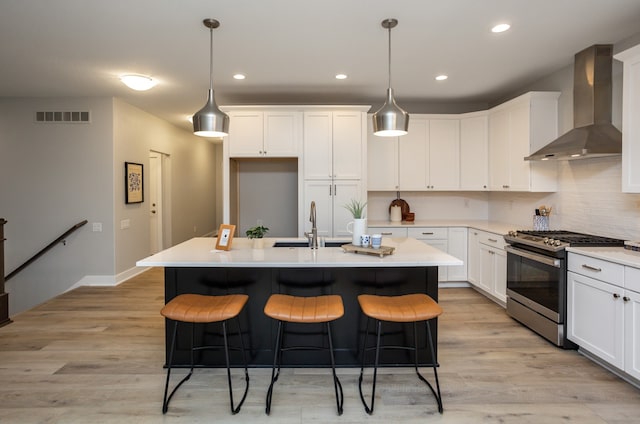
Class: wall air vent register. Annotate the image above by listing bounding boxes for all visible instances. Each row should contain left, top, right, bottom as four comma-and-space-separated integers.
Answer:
35, 111, 90, 123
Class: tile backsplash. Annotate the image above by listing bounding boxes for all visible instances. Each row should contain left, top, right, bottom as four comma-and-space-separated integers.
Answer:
368, 157, 640, 241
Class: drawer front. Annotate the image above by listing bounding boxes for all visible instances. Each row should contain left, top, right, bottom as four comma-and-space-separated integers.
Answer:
477, 230, 507, 250
568, 253, 624, 286
408, 227, 448, 239
368, 227, 408, 238
625, 266, 640, 293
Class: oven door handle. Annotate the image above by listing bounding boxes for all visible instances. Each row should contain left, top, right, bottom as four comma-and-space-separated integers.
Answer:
505, 246, 561, 268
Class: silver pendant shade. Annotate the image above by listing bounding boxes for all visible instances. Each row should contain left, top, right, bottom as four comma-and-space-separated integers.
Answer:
372, 18, 409, 137
192, 19, 229, 138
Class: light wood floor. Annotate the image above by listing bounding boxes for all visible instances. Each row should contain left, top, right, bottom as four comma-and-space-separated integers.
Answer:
1, 268, 639, 423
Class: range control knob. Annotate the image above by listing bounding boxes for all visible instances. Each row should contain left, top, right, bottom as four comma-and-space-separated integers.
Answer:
543, 237, 550, 244
508, 231, 517, 237
554, 240, 562, 247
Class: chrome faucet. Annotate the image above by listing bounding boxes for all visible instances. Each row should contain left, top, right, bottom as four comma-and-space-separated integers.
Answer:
306, 201, 318, 249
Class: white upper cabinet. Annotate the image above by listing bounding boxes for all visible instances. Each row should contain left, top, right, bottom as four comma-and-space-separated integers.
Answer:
460, 112, 489, 190
303, 110, 366, 180
488, 92, 560, 192
399, 118, 429, 190
367, 115, 461, 191
227, 110, 302, 157
367, 118, 399, 190
615, 44, 640, 193
428, 118, 460, 190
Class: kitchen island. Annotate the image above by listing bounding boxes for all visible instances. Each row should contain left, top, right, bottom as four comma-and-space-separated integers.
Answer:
137, 237, 462, 367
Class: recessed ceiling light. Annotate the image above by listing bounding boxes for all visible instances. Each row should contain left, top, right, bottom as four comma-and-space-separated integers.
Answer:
491, 23, 511, 33
335, 74, 348, 80
435, 75, 448, 81
233, 74, 246, 80
120, 74, 157, 91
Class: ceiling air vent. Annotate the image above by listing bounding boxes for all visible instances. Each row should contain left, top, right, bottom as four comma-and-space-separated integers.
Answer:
35, 111, 90, 123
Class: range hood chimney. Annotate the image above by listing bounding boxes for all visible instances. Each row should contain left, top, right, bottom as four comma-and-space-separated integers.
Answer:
525, 45, 622, 161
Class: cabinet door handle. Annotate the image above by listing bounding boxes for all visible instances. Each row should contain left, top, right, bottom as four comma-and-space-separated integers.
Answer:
381, 232, 393, 235
334, 184, 337, 195
422, 232, 434, 235
623, 296, 631, 302
329, 185, 332, 196
488, 238, 498, 243
613, 293, 621, 299
581, 264, 602, 272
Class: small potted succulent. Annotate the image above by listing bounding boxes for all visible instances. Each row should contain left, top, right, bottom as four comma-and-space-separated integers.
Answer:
246, 225, 269, 249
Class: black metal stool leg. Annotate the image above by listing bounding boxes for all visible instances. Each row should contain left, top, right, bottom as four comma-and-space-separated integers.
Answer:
265, 320, 284, 415
162, 321, 195, 414
358, 318, 381, 415
223, 318, 250, 414
410, 320, 443, 413
326, 322, 344, 415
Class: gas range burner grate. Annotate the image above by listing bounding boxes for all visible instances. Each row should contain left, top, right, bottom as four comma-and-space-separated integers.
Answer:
517, 230, 624, 246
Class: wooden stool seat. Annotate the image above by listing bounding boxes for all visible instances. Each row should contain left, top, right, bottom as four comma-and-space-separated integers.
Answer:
357, 293, 442, 323
161, 293, 249, 323
264, 294, 344, 323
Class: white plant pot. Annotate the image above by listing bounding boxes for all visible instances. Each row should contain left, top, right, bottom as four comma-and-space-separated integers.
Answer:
346, 218, 367, 246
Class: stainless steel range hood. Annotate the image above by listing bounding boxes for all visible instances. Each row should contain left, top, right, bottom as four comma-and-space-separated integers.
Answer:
525, 45, 622, 161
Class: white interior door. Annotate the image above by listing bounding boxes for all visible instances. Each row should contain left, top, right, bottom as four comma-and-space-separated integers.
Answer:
149, 152, 163, 254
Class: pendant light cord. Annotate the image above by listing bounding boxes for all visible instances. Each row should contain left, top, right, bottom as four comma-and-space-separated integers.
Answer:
209, 26, 214, 91
387, 25, 392, 90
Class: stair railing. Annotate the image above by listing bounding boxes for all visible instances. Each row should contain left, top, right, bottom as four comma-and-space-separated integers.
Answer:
4, 219, 88, 282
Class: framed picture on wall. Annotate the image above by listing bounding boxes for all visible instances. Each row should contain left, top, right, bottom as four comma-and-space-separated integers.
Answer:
125, 162, 144, 204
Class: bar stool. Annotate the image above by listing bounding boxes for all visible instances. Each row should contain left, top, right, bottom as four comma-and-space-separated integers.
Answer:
263, 294, 344, 415
357, 293, 443, 414
160, 293, 250, 414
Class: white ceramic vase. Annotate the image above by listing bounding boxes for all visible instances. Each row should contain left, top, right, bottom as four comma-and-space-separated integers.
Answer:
346, 218, 367, 246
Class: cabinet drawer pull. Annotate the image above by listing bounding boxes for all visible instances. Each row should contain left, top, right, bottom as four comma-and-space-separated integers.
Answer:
422, 232, 434, 235
624, 296, 631, 302
488, 238, 498, 243
381, 232, 393, 236
581, 264, 602, 272
613, 293, 621, 299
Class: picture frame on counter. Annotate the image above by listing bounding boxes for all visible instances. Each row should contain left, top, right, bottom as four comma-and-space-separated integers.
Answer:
124, 162, 144, 204
215, 224, 236, 251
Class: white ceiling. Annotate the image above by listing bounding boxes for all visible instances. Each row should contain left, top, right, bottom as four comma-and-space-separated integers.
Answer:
2, 0, 640, 133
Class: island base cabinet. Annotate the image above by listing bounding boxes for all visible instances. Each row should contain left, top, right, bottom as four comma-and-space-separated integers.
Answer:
163, 266, 439, 368
567, 271, 624, 369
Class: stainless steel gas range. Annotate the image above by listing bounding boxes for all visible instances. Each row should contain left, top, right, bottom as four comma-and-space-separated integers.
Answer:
503, 230, 624, 348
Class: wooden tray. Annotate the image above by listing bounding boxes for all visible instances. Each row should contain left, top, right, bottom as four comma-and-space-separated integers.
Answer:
341, 243, 395, 258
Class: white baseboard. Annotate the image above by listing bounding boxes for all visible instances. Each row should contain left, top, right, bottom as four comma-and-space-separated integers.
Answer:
66, 266, 151, 292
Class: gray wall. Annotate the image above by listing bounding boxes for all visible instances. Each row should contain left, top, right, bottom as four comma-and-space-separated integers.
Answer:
1, 97, 219, 315
237, 159, 298, 237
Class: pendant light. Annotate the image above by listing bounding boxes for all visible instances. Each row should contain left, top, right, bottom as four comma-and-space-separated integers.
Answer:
192, 18, 229, 138
372, 18, 409, 137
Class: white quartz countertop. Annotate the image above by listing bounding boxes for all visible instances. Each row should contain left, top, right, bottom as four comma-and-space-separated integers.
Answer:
136, 237, 463, 268
566, 246, 640, 269
367, 220, 518, 235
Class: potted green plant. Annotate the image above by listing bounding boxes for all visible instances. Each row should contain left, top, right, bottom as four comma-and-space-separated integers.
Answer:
344, 199, 367, 219
344, 200, 367, 246
246, 225, 269, 248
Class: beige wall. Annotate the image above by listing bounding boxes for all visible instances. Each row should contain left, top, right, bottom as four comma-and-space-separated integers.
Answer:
113, 99, 219, 274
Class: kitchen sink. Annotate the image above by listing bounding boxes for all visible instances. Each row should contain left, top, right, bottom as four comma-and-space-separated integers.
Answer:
272, 241, 348, 248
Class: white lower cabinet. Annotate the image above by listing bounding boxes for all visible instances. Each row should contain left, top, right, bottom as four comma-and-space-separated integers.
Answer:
468, 228, 506, 304
367, 227, 408, 238
408, 227, 467, 282
567, 271, 624, 368
567, 252, 640, 380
